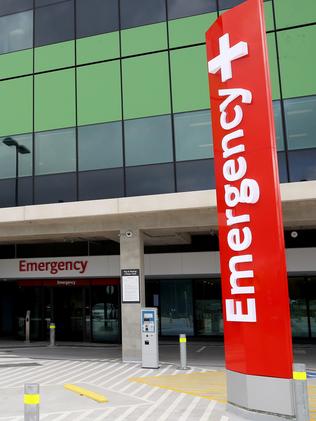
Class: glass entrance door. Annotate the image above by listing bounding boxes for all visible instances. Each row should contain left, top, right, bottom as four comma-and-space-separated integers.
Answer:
54, 287, 85, 341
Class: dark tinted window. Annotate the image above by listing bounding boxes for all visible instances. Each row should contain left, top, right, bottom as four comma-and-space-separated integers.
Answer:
76, 0, 119, 38
18, 177, 33, 206
35, 0, 74, 47
120, 0, 166, 29
218, 0, 245, 10
79, 168, 124, 200
0, 178, 15, 208
0, 11, 33, 54
176, 159, 215, 192
288, 148, 316, 182
126, 163, 175, 196
0, 0, 33, 17
35, 172, 77, 204
167, 0, 217, 20
277, 152, 288, 183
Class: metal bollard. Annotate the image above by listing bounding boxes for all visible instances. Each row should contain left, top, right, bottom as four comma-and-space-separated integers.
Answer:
24, 383, 40, 421
25, 310, 31, 344
293, 363, 310, 421
179, 334, 188, 370
49, 323, 55, 347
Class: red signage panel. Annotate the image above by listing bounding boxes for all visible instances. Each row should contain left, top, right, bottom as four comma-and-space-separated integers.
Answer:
206, 0, 293, 378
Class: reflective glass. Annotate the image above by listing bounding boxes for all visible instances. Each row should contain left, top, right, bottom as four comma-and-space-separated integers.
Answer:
0, 1, 33, 17
18, 177, 33, 206
174, 110, 212, 161
194, 279, 223, 336
289, 277, 309, 338
120, 0, 166, 29
35, 0, 74, 47
307, 277, 316, 338
284, 96, 316, 150
288, 148, 316, 182
277, 152, 288, 183
167, 0, 217, 20
0, 11, 33, 54
78, 122, 123, 171
125, 115, 173, 166
160, 279, 194, 336
126, 163, 175, 196
34, 172, 76, 204
0, 134, 32, 179
176, 159, 215, 192
0, 178, 15, 208
76, 0, 119, 38
218, 0, 244, 10
79, 168, 124, 201
91, 285, 120, 343
35, 128, 76, 175
273, 100, 285, 151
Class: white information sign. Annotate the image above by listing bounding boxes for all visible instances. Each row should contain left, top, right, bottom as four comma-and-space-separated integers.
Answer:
121, 269, 140, 303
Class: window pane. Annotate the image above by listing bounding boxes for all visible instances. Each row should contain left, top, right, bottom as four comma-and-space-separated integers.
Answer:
78, 122, 123, 171
176, 159, 215, 192
18, 177, 33, 206
120, 0, 166, 29
0, 1, 33, 17
288, 148, 316, 182
273, 100, 284, 151
126, 163, 175, 197
35, 0, 74, 47
160, 279, 194, 336
174, 110, 212, 161
194, 279, 223, 336
0, 11, 33, 54
79, 168, 124, 201
35, 172, 76, 204
218, 0, 244, 10
284, 96, 316, 150
0, 178, 15, 208
35, 128, 76, 175
277, 152, 288, 183
76, 0, 119, 38
167, 0, 217, 20
0, 133, 32, 179
125, 115, 173, 166
289, 277, 309, 338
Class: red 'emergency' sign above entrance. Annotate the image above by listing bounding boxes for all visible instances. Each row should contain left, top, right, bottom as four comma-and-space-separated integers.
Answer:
206, 0, 293, 378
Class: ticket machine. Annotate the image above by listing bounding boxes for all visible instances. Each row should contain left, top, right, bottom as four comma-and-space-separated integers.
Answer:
141, 308, 159, 369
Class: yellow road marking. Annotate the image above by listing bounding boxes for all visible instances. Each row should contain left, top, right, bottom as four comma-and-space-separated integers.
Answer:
129, 371, 227, 403
64, 384, 108, 403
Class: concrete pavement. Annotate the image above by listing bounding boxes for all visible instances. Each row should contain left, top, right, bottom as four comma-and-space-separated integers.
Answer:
0, 341, 314, 420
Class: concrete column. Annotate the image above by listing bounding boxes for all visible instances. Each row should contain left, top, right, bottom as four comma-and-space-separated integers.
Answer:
120, 228, 145, 363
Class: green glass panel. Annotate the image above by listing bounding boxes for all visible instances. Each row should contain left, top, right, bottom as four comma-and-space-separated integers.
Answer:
35, 40, 75, 72
264, 1, 274, 31
267, 33, 280, 100
169, 12, 217, 48
0, 49, 33, 80
278, 26, 316, 99
76, 32, 119, 65
123, 52, 171, 119
274, 0, 316, 29
35, 69, 76, 132
121, 22, 167, 56
170, 45, 209, 113
77, 61, 122, 126
0, 76, 33, 136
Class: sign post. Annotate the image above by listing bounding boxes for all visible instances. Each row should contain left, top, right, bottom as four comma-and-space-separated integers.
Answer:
206, 0, 295, 418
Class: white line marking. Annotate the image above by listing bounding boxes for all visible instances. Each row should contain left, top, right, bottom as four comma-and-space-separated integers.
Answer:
200, 400, 216, 421
156, 393, 187, 421
93, 407, 117, 421
135, 390, 173, 421
220, 416, 229, 421
99, 364, 139, 386
178, 396, 201, 421
196, 346, 206, 353
74, 409, 96, 420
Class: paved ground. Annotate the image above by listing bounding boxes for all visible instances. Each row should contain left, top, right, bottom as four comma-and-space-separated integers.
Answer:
0, 342, 314, 420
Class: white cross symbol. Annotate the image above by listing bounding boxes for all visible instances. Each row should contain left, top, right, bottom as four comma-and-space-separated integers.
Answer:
208, 33, 248, 82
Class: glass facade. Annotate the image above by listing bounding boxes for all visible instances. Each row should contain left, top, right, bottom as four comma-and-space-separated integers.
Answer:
0, 0, 313, 207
